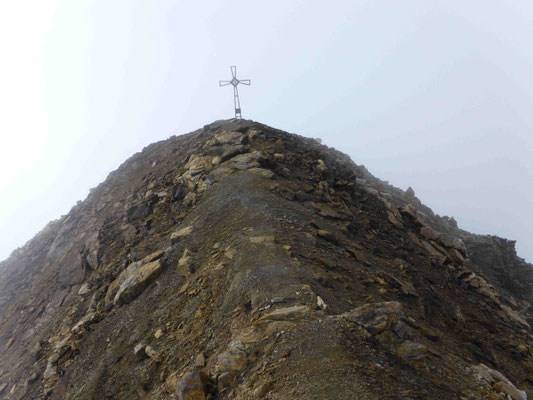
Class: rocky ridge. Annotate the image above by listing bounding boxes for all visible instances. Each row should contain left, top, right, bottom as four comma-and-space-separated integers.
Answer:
0, 119, 532, 399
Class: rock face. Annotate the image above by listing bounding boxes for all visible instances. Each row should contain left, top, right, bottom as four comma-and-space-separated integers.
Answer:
0, 119, 532, 399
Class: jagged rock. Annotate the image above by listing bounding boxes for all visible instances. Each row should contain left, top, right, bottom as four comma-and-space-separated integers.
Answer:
176, 370, 208, 400
78, 282, 91, 296
177, 248, 194, 275
134, 343, 147, 361
316, 229, 338, 244
106, 255, 164, 305
438, 233, 467, 255
500, 305, 530, 329
493, 381, 527, 400
258, 305, 314, 322
396, 340, 427, 362
342, 302, 412, 338
317, 295, 327, 310
420, 226, 440, 240
170, 225, 194, 244
474, 364, 527, 400
195, 353, 206, 368
248, 167, 274, 179
220, 144, 248, 162
127, 203, 152, 222
249, 235, 275, 244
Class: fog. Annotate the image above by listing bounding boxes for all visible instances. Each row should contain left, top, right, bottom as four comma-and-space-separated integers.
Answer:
0, 1, 531, 262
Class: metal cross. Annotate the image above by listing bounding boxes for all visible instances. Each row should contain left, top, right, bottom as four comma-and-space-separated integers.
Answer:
219, 66, 250, 119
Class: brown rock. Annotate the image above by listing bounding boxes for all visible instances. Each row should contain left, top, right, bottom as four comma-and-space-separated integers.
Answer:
316, 229, 338, 244
396, 340, 427, 361
493, 381, 527, 400
177, 249, 194, 275
447, 247, 466, 265
107, 258, 164, 305
249, 236, 275, 244
221, 145, 248, 162
420, 226, 439, 240
342, 301, 412, 338
170, 226, 194, 244
176, 370, 208, 400
258, 305, 314, 322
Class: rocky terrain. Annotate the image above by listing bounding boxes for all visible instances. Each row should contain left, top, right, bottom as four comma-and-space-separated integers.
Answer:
0, 119, 532, 399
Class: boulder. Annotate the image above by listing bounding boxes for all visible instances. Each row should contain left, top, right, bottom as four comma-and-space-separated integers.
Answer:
258, 305, 314, 322
396, 340, 427, 362
420, 227, 439, 241
106, 256, 164, 305
493, 381, 527, 400
176, 370, 208, 400
220, 145, 248, 162
342, 301, 412, 338
177, 249, 194, 275
170, 226, 194, 244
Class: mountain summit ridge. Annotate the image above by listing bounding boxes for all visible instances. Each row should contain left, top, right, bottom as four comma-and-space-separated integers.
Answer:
0, 119, 532, 399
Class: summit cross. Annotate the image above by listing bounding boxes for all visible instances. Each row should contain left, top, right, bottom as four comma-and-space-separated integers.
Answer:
219, 66, 250, 119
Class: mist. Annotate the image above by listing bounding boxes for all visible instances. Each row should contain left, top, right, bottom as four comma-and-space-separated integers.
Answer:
0, 0, 531, 262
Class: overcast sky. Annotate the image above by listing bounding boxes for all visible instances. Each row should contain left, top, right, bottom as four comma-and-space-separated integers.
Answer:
0, 0, 531, 263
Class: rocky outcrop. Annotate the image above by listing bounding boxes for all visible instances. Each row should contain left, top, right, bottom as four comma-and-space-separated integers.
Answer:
0, 119, 531, 399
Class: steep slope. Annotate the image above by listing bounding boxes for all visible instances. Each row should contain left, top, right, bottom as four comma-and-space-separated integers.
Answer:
0, 119, 532, 400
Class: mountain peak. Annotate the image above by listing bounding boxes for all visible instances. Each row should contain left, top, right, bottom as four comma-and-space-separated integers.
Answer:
0, 120, 532, 399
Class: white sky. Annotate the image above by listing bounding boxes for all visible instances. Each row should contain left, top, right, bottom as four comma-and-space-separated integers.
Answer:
0, 0, 531, 262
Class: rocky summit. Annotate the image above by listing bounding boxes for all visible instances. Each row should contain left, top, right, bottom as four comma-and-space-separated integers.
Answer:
1, 119, 532, 400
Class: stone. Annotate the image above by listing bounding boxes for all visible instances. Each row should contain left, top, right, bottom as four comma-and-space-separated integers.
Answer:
342, 302, 411, 337
172, 184, 188, 201
420, 241, 448, 265
493, 381, 527, 400
438, 233, 467, 254
43, 363, 57, 379
258, 305, 313, 322
248, 167, 274, 179
177, 249, 194, 275
317, 296, 327, 310
218, 340, 248, 373
176, 370, 208, 400
249, 236, 275, 244
195, 353, 206, 368
315, 159, 327, 172
78, 283, 91, 296
154, 328, 165, 339
170, 226, 194, 244
316, 230, 338, 244
127, 203, 152, 222
398, 204, 418, 220
224, 248, 237, 260
134, 343, 147, 361
220, 145, 248, 162
145, 345, 158, 358
500, 305, 530, 329
107, 258, 164, 305
396, 340, 427, 362
214, 131, 244, 144
420, 226, 439, 240
447, 247, 466, 265
217, 371, 236, 391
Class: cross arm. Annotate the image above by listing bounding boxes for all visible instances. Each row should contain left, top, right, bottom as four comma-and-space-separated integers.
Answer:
219, 80, 231, 86
239, 79, 251, 85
